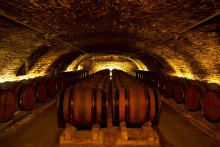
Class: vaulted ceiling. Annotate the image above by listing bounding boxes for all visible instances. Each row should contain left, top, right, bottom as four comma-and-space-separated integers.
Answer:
0, 0, 219, 84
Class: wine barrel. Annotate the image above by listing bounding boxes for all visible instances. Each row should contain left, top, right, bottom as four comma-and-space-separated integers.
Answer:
145, 72, 150, 85
32, 80, 47, 102
0, 81, 35, 111
71, 73, 77, 84
55, 75, 63, 92
57, 87, 108, 128
185, 85, 202, 111
46, 79, 56, 97
98, 82, 109, 90
153, 74, 159, 89
0, 90, 16, 122
127, 86, 149, 124
148, 87, 161, 126
62, 74, 68, 89
112, 88, 126, 123
63, 87, 71, 123
158, 76, 166, 93
174, 80, 189, 104
201, 89, 220, 122
140, 72, 144, 80
184, 80, 209, 111
15, 83, 35, 110
149, 74, 154, 87
66, 72, 73, 86
95, 89, 108, 126
165, 79, 174, 98
142, 72, 147, 83
112, 86, 161, 126
81, 82, 97, 88
135, 71, 139, 78
57, 90, 66, 128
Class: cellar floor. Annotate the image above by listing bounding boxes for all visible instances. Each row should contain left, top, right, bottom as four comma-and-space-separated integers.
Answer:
1, 103, 220, 147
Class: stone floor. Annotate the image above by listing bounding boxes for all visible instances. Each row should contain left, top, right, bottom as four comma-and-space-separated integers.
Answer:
1, 103, 220, 147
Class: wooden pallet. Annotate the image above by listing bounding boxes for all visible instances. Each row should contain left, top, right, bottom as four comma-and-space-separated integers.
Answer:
59, 124, 103, 146
116, 122, 160, 146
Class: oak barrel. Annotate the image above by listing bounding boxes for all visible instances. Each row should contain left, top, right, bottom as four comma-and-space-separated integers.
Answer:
0, 90, 16, 122
174, 80, 189, 104
149, 74, 154, 87
0, 81, 35, 110
153, 74, 159, 89
70, 87, 94, 127
15, 83, 35, 110
57, 87, 108, 128
185, 85, 202, 111
32, 80, 47, 102
112, 86, 161, 126
55, 75, 63, 92
61, 74, 68, 89
127, 86, 148, 124
201, 90, 220, 122
165, 79, 174, 98
158, 76, 166, 93
57, 90, 66, 128
46, 79, 57, 97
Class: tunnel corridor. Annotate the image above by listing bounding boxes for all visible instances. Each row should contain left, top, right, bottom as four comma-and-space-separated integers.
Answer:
0, 0, 220, 146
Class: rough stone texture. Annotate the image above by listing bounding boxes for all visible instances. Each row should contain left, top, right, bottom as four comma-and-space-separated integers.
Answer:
77, 55, 140, 74
0, 0, 219, 84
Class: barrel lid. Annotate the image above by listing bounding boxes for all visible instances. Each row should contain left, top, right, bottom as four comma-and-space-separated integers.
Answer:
185, 85, 202, 111
17, 84, 35, 110
0, 89, 17, 122
201, 89, 220, 122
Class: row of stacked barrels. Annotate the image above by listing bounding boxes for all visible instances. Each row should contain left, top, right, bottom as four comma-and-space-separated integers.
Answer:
0, 70, 89, 122
57, 69, 110, 129
112, 70, 161, 126
134, 70, 220, 122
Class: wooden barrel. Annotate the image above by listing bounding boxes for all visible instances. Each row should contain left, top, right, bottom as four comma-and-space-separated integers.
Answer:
112, 86, 161, 126
153, 74, 159, 89
0, 90, 17, 122
135, 72, 139, 79
149, 74, 154, 87
184, 80, 208, 111
127, 86, 149, 124
57, 87, 107, 128
95, 89, 107, 126
57, 90, 66, 128
81, 82, 97, 88
140, 72, 144, 80
145, 72, 150, 85
201, 89, 220, 122
70, 87, 94, 127
98, 82, 109, 90
32, 80, 47, 102
62, 74, 68, 89
15, 83, 35, 110
0, 81, 35, 111
165, 79, 174, 98
55, 75, 63, 92
112, 88, 126, 123
142, 72, 146, 83
66, 73, 73, 86
185, 85, 202, 111
46, 79, 57, 97
71, 73, 77, 84
174, 80, 189, 104
158, 76, 166, 93
63, 87, 72, 123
